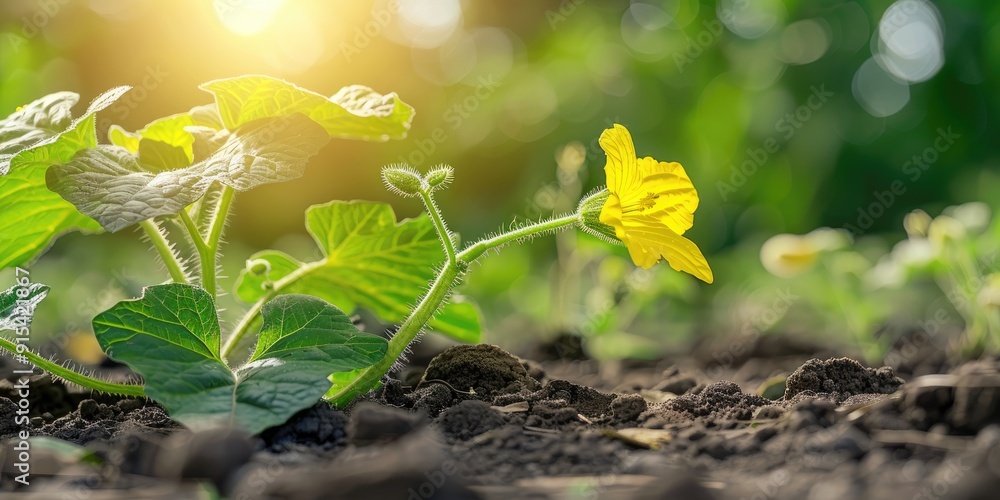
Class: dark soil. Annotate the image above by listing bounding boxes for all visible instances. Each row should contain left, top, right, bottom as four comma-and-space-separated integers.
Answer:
3, 342, 1000, 499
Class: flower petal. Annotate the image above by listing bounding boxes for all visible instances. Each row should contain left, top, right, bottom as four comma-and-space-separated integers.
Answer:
621, 213, 714, 283
632, 157, 698, 235
599, 124, 640, 196
599, 193, 628, 240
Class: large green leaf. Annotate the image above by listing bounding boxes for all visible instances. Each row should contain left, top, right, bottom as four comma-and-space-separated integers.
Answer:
201, 75, 414, 141
92, 283, 386, 434
47, 114, 330, 232
234, 201, 482, 343
0, 87, 129, 268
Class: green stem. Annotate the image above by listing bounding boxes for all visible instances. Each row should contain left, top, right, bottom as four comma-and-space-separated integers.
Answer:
419, 190, 456, 265
139, 219, 189, 283
178, 186, 235, 297
221, 260, 324, 360
327, 262, 461, 407
179, 209, 209, 251
179, 209, 213, 292
202, 185, 236, 297
0, 337, 145, 397
458, 213, 580, 263
326, 212, 581, 407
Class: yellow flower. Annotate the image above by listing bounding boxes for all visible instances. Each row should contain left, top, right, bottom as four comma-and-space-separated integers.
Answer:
596, 124, 713, 283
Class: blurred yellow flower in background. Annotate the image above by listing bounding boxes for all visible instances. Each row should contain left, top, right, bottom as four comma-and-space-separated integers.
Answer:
760, 228, 850, 278
597, 124, 713, 283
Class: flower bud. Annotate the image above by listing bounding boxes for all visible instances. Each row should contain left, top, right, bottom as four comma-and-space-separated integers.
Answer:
760, 234, 817, 278
576, 188, 620, 243
903, 209, 932, 238
424, 164, 454, 190
928, 215, 966, 248
246, 258, 271, 276
381, 164, 424, 197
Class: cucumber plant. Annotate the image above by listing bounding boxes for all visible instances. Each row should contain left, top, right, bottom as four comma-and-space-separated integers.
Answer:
0, 79, 713, 434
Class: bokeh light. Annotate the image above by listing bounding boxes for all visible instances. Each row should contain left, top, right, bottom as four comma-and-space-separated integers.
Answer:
213, 0, 286, 36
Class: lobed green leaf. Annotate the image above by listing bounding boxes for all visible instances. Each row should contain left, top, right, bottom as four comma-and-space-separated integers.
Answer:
92, 283, 387, 434
235, 201, 483, 343
47, 114, 330, 232
201, 75, 414, 141
0, 87, 129, 268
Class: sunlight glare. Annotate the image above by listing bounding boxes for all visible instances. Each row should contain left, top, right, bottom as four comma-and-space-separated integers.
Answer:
214, 0, 286, 36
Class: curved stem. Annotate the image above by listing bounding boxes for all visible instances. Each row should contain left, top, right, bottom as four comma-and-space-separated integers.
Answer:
178, 186, 235, 298
326, 211, 582, 407
179, 209, 209, 252
202, 185, 236, 297
458, 213, 580, 263
419, 190, 456, 265
327, 262, 461, 407
0, 337, 145, 397
139, 220, 188, 283
221, 260, 324, 360
222, 297, 265, 360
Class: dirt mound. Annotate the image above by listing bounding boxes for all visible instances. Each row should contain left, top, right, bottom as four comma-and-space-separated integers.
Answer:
784, 357, 902, 402
666, 381, 769, 420
421, 344, 538, 400
859, 359, 1000, 435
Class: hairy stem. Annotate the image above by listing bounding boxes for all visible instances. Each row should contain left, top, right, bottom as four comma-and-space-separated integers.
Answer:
178, 209, 213, 291
202, 185, 236, 297
222, 260, 323, 360
178, 186, 235, 297
139, 219, 188, 283
326, 262, 462, 407
326, 211, 581, 406
0, 337, 145, 397
459, 213, 580, 263
419, 189, 456, 265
